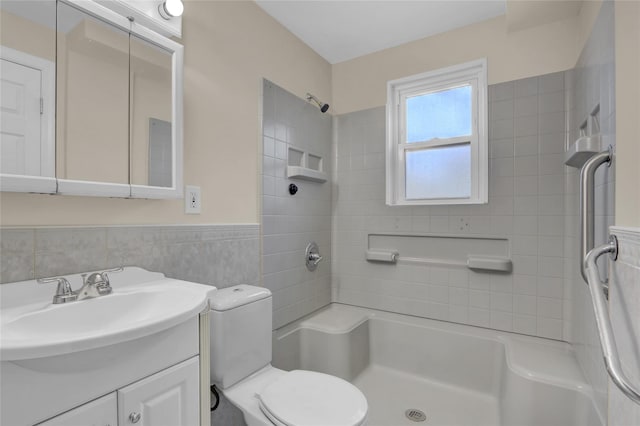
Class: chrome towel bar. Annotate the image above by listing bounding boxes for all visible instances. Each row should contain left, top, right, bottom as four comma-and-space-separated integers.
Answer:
585, 236, 640, 405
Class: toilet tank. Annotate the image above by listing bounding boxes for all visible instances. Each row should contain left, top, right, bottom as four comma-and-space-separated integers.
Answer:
209, 285, 272, 389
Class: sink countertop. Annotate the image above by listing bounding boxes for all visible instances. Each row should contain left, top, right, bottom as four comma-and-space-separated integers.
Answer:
0, 267, 216, 361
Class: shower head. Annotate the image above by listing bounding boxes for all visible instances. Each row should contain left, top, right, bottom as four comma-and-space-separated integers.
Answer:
305, 93, 329, 113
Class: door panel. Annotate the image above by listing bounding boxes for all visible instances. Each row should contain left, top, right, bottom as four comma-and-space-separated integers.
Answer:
118, 357, 199, 426
0, 58, 41, 175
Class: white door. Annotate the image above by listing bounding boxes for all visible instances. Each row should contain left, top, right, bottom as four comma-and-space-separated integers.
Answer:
37, 393, 117, 426
0, 58, 43, 175
118, 357, 200, 426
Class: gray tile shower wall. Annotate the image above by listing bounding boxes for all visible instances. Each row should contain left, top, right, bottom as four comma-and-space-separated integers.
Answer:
261, 80, 333, 329
565, 1, 615, 420
0, 224, 260, 288
332, 71, 569, 340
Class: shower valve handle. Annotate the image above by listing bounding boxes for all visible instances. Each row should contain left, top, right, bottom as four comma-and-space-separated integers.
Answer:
308, 252, 323, 266
305, 242, 322, 271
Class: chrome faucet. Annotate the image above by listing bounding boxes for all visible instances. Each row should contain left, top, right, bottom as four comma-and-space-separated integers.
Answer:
77, 271, 113, 300
37, 267, 123, 304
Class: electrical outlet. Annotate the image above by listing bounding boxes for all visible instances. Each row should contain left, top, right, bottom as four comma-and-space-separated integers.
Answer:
185, 185, 201, 214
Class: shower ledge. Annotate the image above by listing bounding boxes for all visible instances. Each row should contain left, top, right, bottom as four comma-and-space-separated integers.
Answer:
287, 166, 327, 183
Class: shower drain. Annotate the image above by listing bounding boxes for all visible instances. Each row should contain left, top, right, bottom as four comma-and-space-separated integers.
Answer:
405, 408, 427, 422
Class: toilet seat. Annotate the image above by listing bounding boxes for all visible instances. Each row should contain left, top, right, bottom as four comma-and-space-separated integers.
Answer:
256, 370, 368, 426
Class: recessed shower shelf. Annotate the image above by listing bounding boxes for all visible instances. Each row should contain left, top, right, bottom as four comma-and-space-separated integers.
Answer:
286, 166, 327, 183
287, 147, 327, 183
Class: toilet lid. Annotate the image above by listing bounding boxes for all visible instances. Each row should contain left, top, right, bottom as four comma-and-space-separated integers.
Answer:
256, 370, 368, 426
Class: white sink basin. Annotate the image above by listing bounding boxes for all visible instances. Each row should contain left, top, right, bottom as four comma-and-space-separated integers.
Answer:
1, 268, 215, 360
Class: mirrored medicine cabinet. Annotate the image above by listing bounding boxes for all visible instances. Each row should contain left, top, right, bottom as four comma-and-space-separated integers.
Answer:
0, 0, 183, 198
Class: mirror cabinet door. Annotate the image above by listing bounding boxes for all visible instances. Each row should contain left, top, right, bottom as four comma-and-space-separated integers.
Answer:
56, 1, 130, 189
129, 35, 173, 189
1, 0, 182, 197
0, 0, 57, 192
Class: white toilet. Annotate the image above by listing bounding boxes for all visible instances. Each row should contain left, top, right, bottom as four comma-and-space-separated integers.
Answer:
209, 285, 368, 426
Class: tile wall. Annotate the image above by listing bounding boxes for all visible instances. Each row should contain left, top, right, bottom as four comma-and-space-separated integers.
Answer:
261, 80, 333, 329
332, 71, 569, 340
565, 1, 615, 419
0, 224, 260, 288
609, 227, 640, 426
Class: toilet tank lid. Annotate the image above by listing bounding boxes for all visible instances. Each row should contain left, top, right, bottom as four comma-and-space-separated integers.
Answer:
209, 285, 271, 311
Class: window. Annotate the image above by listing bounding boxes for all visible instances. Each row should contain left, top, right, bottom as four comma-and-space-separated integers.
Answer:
386, 59, 488, 205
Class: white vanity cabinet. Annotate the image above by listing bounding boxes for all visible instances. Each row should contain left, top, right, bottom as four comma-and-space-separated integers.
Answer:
118, 357, 199, 426
1, 268, 213, 426
38, 393, 117, 426
2, 317, 202, 426
37, 357, 199, 426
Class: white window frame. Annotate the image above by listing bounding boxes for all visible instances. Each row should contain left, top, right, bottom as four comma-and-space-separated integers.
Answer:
386, 58, 488, 206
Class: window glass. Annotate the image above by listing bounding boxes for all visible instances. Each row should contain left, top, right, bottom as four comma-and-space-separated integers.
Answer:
386, 58, 487, 205
406, 85, 472, 143
405, 143, 471, 200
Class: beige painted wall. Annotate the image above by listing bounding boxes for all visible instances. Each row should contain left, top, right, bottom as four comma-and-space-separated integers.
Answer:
577, 0, 603, 55
0, 0, 332, 225
0, 9, 55, 62
332, 14, 582, 114
614, 0, 640, 227
3, 0, 634, 227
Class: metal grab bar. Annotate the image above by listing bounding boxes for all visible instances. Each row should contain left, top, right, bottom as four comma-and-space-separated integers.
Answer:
585, 236, 640, 405
580, 146, 613, 284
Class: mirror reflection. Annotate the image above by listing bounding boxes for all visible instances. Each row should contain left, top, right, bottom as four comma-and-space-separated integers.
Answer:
130, 35, 173, 188
0, 0, 56, 178
1, 0, 180, 195
56, 1, 129, 184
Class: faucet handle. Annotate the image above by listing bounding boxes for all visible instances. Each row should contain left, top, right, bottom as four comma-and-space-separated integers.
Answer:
82, 267, 123, 285
305, 242, 323, 271
37, 276, 77, 304
101, 266, 123, 285
102, 266, 124, 288
37, 276, 72, 293
308, 252, 323, 266
99, 266, 122, 287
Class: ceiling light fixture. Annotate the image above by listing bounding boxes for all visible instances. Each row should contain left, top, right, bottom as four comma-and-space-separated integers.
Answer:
159, 0, 184, 19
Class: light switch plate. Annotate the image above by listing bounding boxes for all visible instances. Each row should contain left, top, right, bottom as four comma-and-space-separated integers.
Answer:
185, 185, 201, 214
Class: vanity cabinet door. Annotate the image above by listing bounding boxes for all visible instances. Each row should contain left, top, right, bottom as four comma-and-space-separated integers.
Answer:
118, 356, 199, 426
37, 393, 117, 426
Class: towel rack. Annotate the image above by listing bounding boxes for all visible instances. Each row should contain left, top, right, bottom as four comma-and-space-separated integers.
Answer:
585, 237, 640, 405
579, 146, 612, 285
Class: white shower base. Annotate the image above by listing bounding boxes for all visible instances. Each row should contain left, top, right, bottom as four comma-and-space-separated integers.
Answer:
355, 364, 499, 425
273, 304, 602, 426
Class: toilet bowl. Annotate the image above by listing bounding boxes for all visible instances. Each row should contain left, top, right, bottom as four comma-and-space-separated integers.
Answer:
208, 285, 368, 426
224, 366, 368, 426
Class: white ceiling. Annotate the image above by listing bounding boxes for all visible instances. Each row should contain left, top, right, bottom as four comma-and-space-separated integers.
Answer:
254, 0, 506, 64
